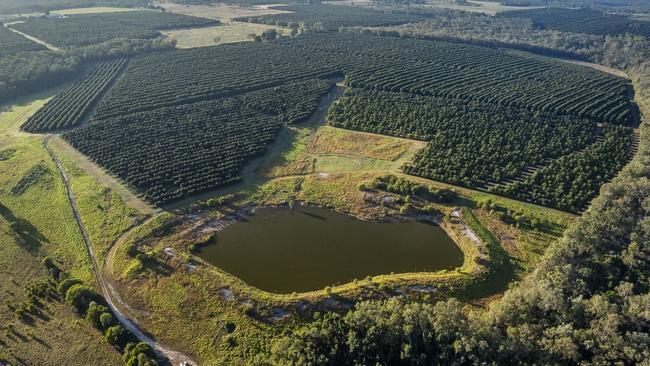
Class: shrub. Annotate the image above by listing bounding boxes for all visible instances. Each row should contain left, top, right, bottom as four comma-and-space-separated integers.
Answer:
105, 325, 130, 349
100, 312, 114, 329
65, 284, 100, 315
86, 302, 110, 330
124, 342, 157, 366
57, 278, 83, 297
400, 203, 413, 215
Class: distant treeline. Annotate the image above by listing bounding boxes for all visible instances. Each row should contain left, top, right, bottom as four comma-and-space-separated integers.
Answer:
0, 38, 174, 105
0, 9, 217, 105
501, 7, 650, 38
0, 0, 148, 14
343, 26, 590, 62
234, 4, 431, 31
11, 11, 218, 47
500, 0, 650, 13
349, 9, 650, 70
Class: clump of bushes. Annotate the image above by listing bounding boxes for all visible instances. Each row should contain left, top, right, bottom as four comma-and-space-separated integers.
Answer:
477, 199, 542, 229
200, 193, 236, 209
123, 342, 158, 366
368, 174, 458, 203
189, 233, 216, 253
124, 245, 160, 273
5, 279, 51, 322
42, 257, 159, 366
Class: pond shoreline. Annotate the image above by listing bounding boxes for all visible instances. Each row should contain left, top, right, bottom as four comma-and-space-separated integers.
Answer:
182, 200, 486, 297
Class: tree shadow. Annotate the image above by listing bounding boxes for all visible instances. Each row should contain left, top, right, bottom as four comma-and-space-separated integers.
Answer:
0, 203, 49, 252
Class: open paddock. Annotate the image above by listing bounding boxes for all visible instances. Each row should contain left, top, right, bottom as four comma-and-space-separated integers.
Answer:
162, 22, 288, 48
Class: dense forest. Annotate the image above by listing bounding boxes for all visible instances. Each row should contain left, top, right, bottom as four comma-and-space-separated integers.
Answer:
495, 125, 635, 211
283, 33, 634, 125
96, 32, 633, 124
344, 9, 650, 70
64, 98, 281, 204
239, 78, 334, 124
10, 11, 218, 47
0, 7, 215, 104
92, 42, 338, 119
44, 31, 635, 208
0, 38, 174, 104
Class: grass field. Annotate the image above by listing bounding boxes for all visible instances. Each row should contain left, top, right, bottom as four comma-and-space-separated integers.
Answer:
157, 1, 292, 48
48, 136, 155, 216
51, 6, 145, 15
54, 145, 148, 264
155, 2, 291, 21
0, 92, 123, 365
162, 22, 288, 48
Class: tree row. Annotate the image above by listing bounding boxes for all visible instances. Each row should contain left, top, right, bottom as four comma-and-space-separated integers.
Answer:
22, 58, 128, 132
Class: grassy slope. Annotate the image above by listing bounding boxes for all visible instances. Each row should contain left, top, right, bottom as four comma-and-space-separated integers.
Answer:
53, 145, 147, 264
0, 95, 121, 365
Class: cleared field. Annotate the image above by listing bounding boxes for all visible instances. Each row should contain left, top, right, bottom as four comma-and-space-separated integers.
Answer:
0, 0, 147, 14
314, 155, 395, 174
155, 1, 291, 21
51, 6, 145, 14
309, 126, 419, 161
235, 4, 430, 30
417, 0, 543, 15
162, 22, 288, 48
263, 124, 423, 178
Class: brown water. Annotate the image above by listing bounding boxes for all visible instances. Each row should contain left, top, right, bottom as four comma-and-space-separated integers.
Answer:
196, 206, 463, 293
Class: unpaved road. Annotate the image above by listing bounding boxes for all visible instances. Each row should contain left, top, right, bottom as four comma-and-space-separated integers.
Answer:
44, 136, 195, 366
3, 22, 62, 51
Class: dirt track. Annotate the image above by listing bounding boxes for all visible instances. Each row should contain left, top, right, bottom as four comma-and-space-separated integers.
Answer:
44, 135, 194, 366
